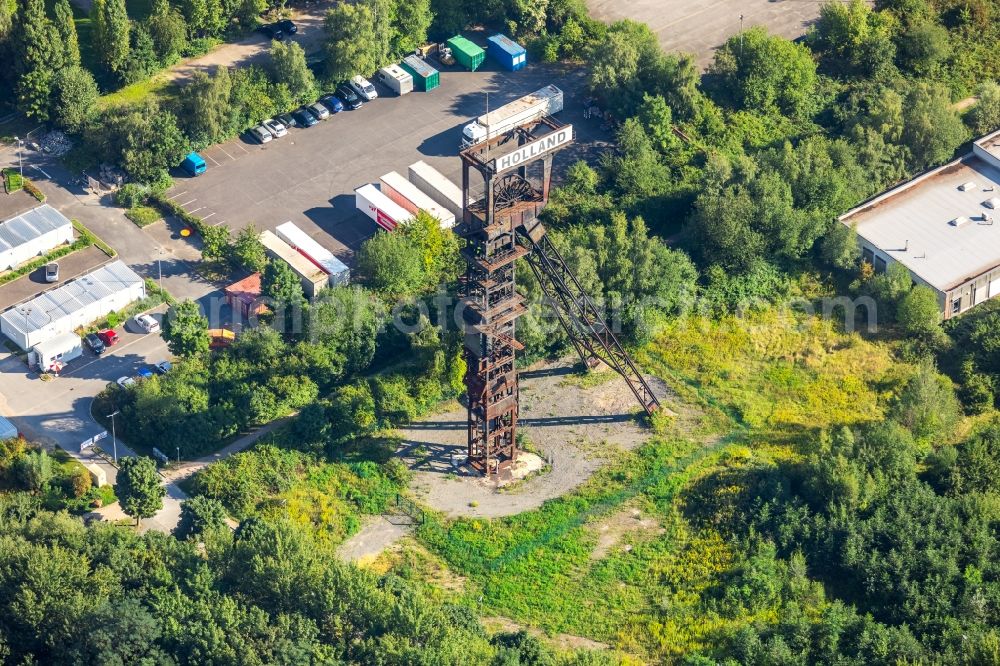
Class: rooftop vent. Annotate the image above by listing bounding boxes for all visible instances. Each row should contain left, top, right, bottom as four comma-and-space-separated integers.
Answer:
985, 197, 1000, 209
960, 182, 977, 192
950, 216, 971, 227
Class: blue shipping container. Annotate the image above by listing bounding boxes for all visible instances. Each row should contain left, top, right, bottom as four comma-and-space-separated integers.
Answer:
487, 34, 526, 71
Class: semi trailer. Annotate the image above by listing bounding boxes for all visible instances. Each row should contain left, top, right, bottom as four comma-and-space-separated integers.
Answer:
460, 84, 563, 148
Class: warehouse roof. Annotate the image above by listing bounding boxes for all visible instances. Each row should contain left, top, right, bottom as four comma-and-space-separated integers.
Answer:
840, 143, 1000, 292
0, 204, 72, 253
0, 260, 143, 337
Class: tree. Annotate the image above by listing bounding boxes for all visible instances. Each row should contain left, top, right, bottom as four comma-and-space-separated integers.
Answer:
115, 456, 165, 526
391, 0, 431, 57
901, 82, 967, 170
116, 106, 188, 183
123, 22, 160, 84
232, 225, 268, 273
897, 20, 950, 76
891, 360, 961, 447
13, 0, 63, 119
810, 0, 896, 77
49, 66, 99, 131
93, 0, 131, 78
896, 285, 940, 336
968, 80, 1000, 136
268, 40, 315, 105
13, 450, 52, 493
183, 67, 233, 144
323, 2, 380, 82
356, 229, 424, 297
707, 26, 818, 118
309, 286, 381, 374
53, 0, 81, 66
820, 222, 860, 269
162, 300, 210, 357
235, 0, 266, 28
263, 259, 305, 307
146, 0, 186, 62
174, 495, 228, 539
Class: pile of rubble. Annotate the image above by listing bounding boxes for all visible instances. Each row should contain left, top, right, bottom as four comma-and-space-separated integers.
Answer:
97, 164, 125, 188
39, 130, 73, 156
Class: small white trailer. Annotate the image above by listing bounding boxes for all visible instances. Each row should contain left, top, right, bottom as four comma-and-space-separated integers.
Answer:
377, 64, 414, 96
407, 160, 465, 220
379, 171, 456, 228
355, 184, 414, 231
275, 222, 350, 287
461, 84, 564, 148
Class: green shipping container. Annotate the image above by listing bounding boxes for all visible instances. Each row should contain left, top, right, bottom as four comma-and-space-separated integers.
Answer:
400, 55, 440, 91
446, 35, 485, 71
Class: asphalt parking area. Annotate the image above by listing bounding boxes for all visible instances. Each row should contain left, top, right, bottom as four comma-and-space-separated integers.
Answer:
0, 245, 111, 311
165, 62, 603, 263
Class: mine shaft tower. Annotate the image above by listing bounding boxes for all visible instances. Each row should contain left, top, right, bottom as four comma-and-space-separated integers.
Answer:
458, 117, 661, 478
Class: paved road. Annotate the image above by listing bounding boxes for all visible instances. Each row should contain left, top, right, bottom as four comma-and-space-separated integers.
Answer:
586, 0, 824, 68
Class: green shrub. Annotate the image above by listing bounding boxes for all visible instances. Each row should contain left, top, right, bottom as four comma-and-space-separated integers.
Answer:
116, 183, 149, 208
125, 206, 162, 227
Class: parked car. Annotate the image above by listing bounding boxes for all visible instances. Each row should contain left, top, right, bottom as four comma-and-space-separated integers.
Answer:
276, 112, 297, 128
262, 118, 287, 138
277, 19, 296, 34
307, 102, 330, 120
349, 75, 378, 101
291, 107, 318, 127
335, 83, 363, 110
154, 360, 173, 374
319, 95, 344, 114
44, 262, 59, 282
97, 329, 119, 346
116, 376, 136, 388
84, 333, 105, 355
258, 23, 283, 40
137, 366, 154, 380
249, 124, 272, 143
134, 313, 160, 333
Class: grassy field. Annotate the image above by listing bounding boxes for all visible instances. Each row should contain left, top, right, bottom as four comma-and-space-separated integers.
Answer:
390, 305, 909, 660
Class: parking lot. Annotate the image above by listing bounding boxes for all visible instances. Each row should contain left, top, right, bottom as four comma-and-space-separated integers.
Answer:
0, 245, 112, 311
165, 61, 605, 262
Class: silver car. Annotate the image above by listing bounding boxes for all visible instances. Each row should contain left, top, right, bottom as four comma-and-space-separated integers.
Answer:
250, 125, 272, 143
262, 118, 287, 138
44, 262, 59, 282
307, 102, 330, 120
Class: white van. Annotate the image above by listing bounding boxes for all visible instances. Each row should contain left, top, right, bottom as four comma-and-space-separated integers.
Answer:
349, 75, 378, 101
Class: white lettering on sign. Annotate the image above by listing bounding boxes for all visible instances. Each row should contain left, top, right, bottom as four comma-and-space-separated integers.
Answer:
493, 125, 573, 172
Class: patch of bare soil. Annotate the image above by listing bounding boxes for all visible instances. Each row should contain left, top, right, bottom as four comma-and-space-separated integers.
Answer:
481, 616, 610, 652
397, 359, 675, 519
589, 506, 664, 560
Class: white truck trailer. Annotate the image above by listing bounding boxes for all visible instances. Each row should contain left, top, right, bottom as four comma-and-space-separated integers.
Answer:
275, 222, 350, 287
407, 160, 465, 220
354, 184, 414, 231
460, 85, 563, 148
379, 171, 456, 228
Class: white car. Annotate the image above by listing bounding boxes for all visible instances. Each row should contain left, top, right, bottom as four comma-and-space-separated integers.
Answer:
134, 313, 160, 334
116, 376, 136, 388
262, 118, 287, 138
249, 125, 273, 143
349, 75, 378, 101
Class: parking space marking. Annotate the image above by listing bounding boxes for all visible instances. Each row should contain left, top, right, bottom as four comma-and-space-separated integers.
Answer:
233, 142, 250, 154
188, 207, 204, 214
168, 191, 187, 200
203, 152, 221, 166
210, 219, 227, 227
179, 199, 196, 207
217, 145, 236, 161
58, 333, 163, 380
201, 212, 216, 220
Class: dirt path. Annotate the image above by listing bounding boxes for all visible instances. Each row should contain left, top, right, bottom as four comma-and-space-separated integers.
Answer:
397, 360, 676, 519
337, 515, 413, 563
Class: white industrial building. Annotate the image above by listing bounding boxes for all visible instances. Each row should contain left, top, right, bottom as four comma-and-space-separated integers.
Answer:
0, 260, 145, 350
840, 129, 1000, 319
0, 204, 74, 271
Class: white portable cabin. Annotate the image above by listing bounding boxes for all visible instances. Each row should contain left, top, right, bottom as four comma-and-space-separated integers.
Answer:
407, 161, 465, 220
259, 230, 329, 299
377, 64, 414, 96
275, 222, 350, 287
30, 331, 83, 372
379, 171, 456, 229
0, 204, 74, 271
355, 184, 414, 231
0, 260, 145, 350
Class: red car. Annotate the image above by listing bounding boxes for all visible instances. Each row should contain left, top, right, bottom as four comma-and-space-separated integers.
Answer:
97, 329, 120, 346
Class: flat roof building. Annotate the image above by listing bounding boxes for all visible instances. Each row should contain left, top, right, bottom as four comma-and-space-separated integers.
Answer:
259, 230, 328, 299
0, 260, 145, 349
0, 204, 74, 271
840, 128, 1000, 319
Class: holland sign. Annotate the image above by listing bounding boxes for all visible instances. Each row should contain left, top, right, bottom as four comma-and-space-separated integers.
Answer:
493, 125, 573, 172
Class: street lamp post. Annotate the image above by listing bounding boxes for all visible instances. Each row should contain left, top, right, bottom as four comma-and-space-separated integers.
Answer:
176, 446, 180, 463
107, 410, 120, 463
13, 136, 22, 178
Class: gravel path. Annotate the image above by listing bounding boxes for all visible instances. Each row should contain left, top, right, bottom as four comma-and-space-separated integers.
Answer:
337, 515, 414, 563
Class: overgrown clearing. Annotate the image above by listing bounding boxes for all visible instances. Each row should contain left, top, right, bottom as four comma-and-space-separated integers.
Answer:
388, 305, 907, 660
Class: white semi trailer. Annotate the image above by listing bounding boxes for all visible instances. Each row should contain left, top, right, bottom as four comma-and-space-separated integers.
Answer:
407, 160, 465, 219
379, 171, 456, 228
460, 85, 563, 148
